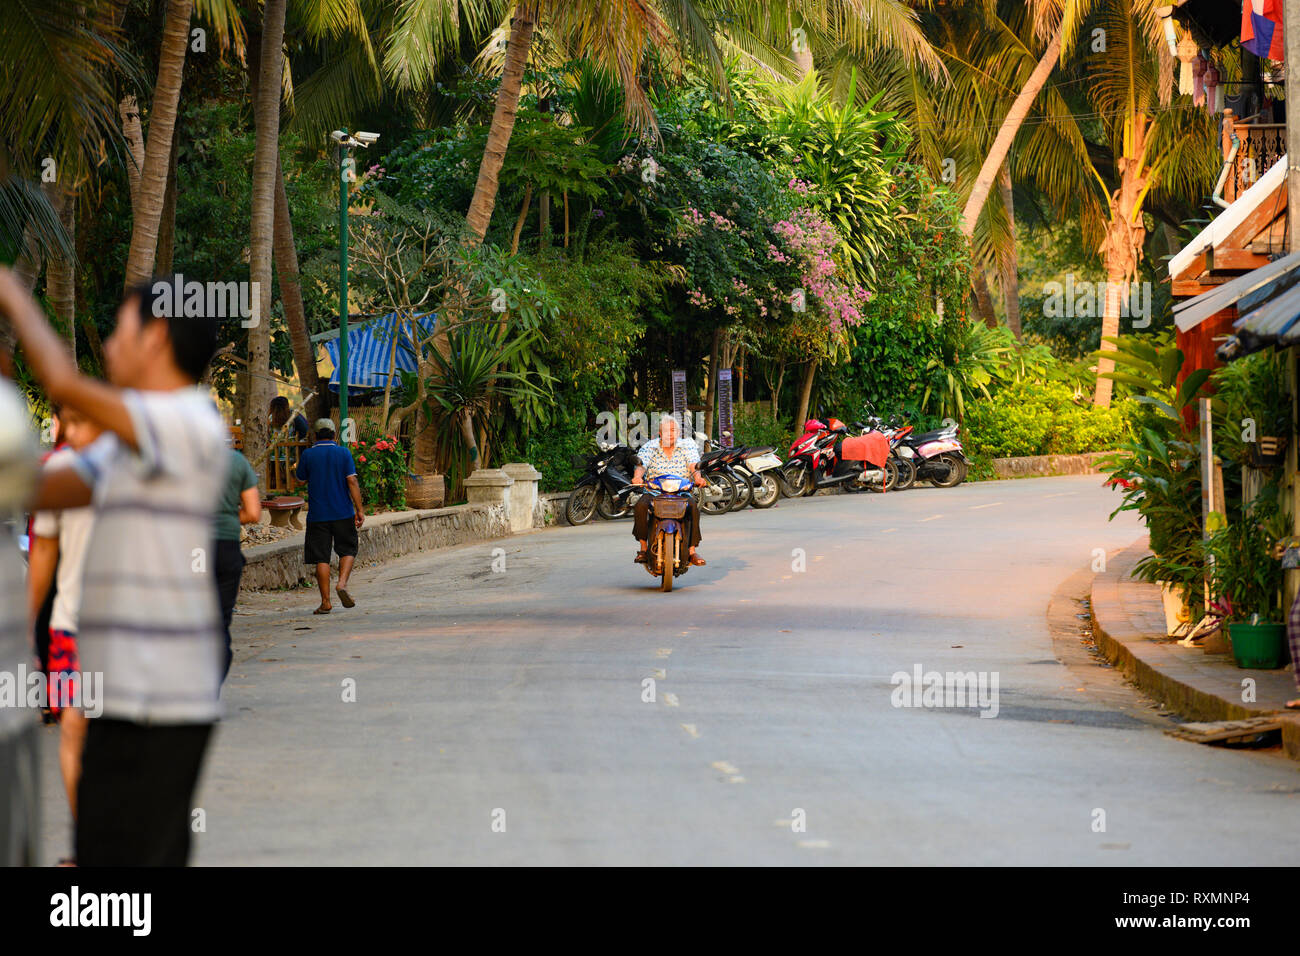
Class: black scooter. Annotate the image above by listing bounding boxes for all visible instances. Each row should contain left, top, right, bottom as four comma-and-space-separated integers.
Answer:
566, 443, 642, 525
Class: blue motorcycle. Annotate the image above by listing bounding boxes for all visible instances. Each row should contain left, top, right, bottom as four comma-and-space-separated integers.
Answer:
642, 473, 695, 592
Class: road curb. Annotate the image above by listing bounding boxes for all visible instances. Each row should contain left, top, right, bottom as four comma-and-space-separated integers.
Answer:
1089, 537, 1300, 759
992, 450, 1114, 479
240, 502, 512, 590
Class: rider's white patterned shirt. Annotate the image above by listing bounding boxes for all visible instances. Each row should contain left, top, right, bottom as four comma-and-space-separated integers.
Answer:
640, 442, 695, 481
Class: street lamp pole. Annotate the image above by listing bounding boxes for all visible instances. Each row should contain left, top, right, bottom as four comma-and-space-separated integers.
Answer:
338, 142, 353, 430
332, 130, 379, 433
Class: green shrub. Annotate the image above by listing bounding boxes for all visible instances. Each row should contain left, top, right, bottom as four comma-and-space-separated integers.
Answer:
964, 381, 1131, 470
732, 403, 794, 451
350, 425, 407, 512
519, 402, 597, 492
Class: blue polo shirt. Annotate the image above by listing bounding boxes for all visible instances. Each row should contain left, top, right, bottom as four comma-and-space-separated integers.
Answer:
295, 440, 357, 522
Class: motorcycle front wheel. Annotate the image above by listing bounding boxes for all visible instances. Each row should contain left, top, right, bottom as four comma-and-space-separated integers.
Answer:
892, 454, 917, 491
699, 472, 737, 515
565, 483, 599, 525
781, 462, 815, 497
659, 530, 676, 592
596, 488, 631, 520
866, 457, 899, 493
749, 471, 780, 509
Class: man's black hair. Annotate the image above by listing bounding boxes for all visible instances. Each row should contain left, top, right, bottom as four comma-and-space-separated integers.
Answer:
315, 427, 335, 440
270, 396, 289, 410
125, 276, 219, 383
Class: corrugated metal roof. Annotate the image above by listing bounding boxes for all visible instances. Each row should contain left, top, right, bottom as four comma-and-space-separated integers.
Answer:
1215, 266, 1300, 362
1174, 249, 1300, 331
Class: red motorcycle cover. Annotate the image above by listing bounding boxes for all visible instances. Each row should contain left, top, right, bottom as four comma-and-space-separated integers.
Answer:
840, 432, 890, 467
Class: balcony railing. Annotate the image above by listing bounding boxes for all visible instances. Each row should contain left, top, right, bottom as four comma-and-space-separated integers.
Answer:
1222, 111, 1285, 202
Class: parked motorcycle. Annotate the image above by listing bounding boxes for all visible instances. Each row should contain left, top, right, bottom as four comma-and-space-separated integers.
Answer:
639, 473, 696, 592
566, 443, 641, 525
783, 418, 895, 495
901, 422, 968, 488
855, 408, 917, 491
693, 447, 742, 515
732, 446, 783, 509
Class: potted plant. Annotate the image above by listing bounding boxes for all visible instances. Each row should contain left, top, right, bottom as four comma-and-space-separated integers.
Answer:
1207, 497, 1289, 669
1098, 334, 1211, 636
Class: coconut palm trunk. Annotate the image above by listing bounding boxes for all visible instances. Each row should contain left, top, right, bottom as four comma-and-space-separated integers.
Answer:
274, 159, 325, 420
960, 20, 1063, 237
1093, 127, 1148, 408
121, 0, 193, 289
45, 184, 77, 356
464, 2, 538, 244
972, 270, 998, 328
247, 4, 288, 467
998, 166, 1022, 339
409, 4, 537, 477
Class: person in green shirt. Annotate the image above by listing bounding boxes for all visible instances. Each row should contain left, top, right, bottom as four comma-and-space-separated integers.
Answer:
214, 445, 262, 681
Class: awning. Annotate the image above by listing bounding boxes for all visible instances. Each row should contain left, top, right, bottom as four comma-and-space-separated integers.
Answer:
321, 312, 437, 392
1175, 248, 1300, 332
1215, 262, 1300, 361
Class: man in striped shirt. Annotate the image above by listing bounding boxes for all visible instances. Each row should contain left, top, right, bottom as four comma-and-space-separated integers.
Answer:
0, 269, 225, 866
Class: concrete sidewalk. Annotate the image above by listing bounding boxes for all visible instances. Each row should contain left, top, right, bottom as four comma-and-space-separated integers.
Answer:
1090, 537, 1300, 758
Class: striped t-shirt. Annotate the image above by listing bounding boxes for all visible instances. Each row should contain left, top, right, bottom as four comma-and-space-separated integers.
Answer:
70, 388, 228, 723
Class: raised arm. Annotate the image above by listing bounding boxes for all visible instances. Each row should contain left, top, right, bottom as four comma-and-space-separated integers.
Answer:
0, 269, 138, 449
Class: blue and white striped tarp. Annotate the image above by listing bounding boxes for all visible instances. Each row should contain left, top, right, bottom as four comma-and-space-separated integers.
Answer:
324, 312, 437, 392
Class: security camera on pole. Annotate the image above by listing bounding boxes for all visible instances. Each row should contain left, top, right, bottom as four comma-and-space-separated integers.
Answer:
331, 130, 380, 433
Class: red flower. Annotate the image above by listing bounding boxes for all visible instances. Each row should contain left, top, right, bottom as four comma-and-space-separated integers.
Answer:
359, 455, 368, 464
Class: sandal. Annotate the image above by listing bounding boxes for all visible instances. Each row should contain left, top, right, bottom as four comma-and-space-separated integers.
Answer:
689, 553, 706, 567
313, 606, 331, 615
337, 588, 355, 609
634, 550, 647, 564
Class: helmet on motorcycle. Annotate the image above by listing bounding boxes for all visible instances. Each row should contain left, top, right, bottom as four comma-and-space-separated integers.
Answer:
803, 419, 826, 433
826, 417, 846, 433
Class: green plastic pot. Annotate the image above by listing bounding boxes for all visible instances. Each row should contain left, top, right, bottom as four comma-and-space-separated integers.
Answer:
1226, 622, 1288, 669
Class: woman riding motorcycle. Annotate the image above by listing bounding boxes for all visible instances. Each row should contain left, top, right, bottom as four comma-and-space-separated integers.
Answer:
631, 414, 707, 567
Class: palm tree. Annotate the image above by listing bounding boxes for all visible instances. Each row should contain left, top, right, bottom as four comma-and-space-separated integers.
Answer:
955, 0, 1107, 239
245, 0, 289, 467
0, 0, 126, 356
122, 0, 195, 289
391, 1, 678, 244
383, 0, 714, 474
1084, 0, 1216, 406
243, 0, 374, 437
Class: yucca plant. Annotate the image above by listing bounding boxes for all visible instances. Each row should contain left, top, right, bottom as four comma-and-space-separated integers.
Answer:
422, 320, 552, 485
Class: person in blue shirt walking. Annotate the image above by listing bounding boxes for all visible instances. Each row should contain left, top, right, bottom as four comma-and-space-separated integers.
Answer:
296, 419, 365, 614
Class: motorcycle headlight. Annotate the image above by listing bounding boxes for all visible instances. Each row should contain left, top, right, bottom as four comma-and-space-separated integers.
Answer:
658, 478, 682, 493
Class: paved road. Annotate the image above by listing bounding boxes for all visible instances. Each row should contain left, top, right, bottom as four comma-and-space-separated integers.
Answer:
40, 475, 1300, 864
